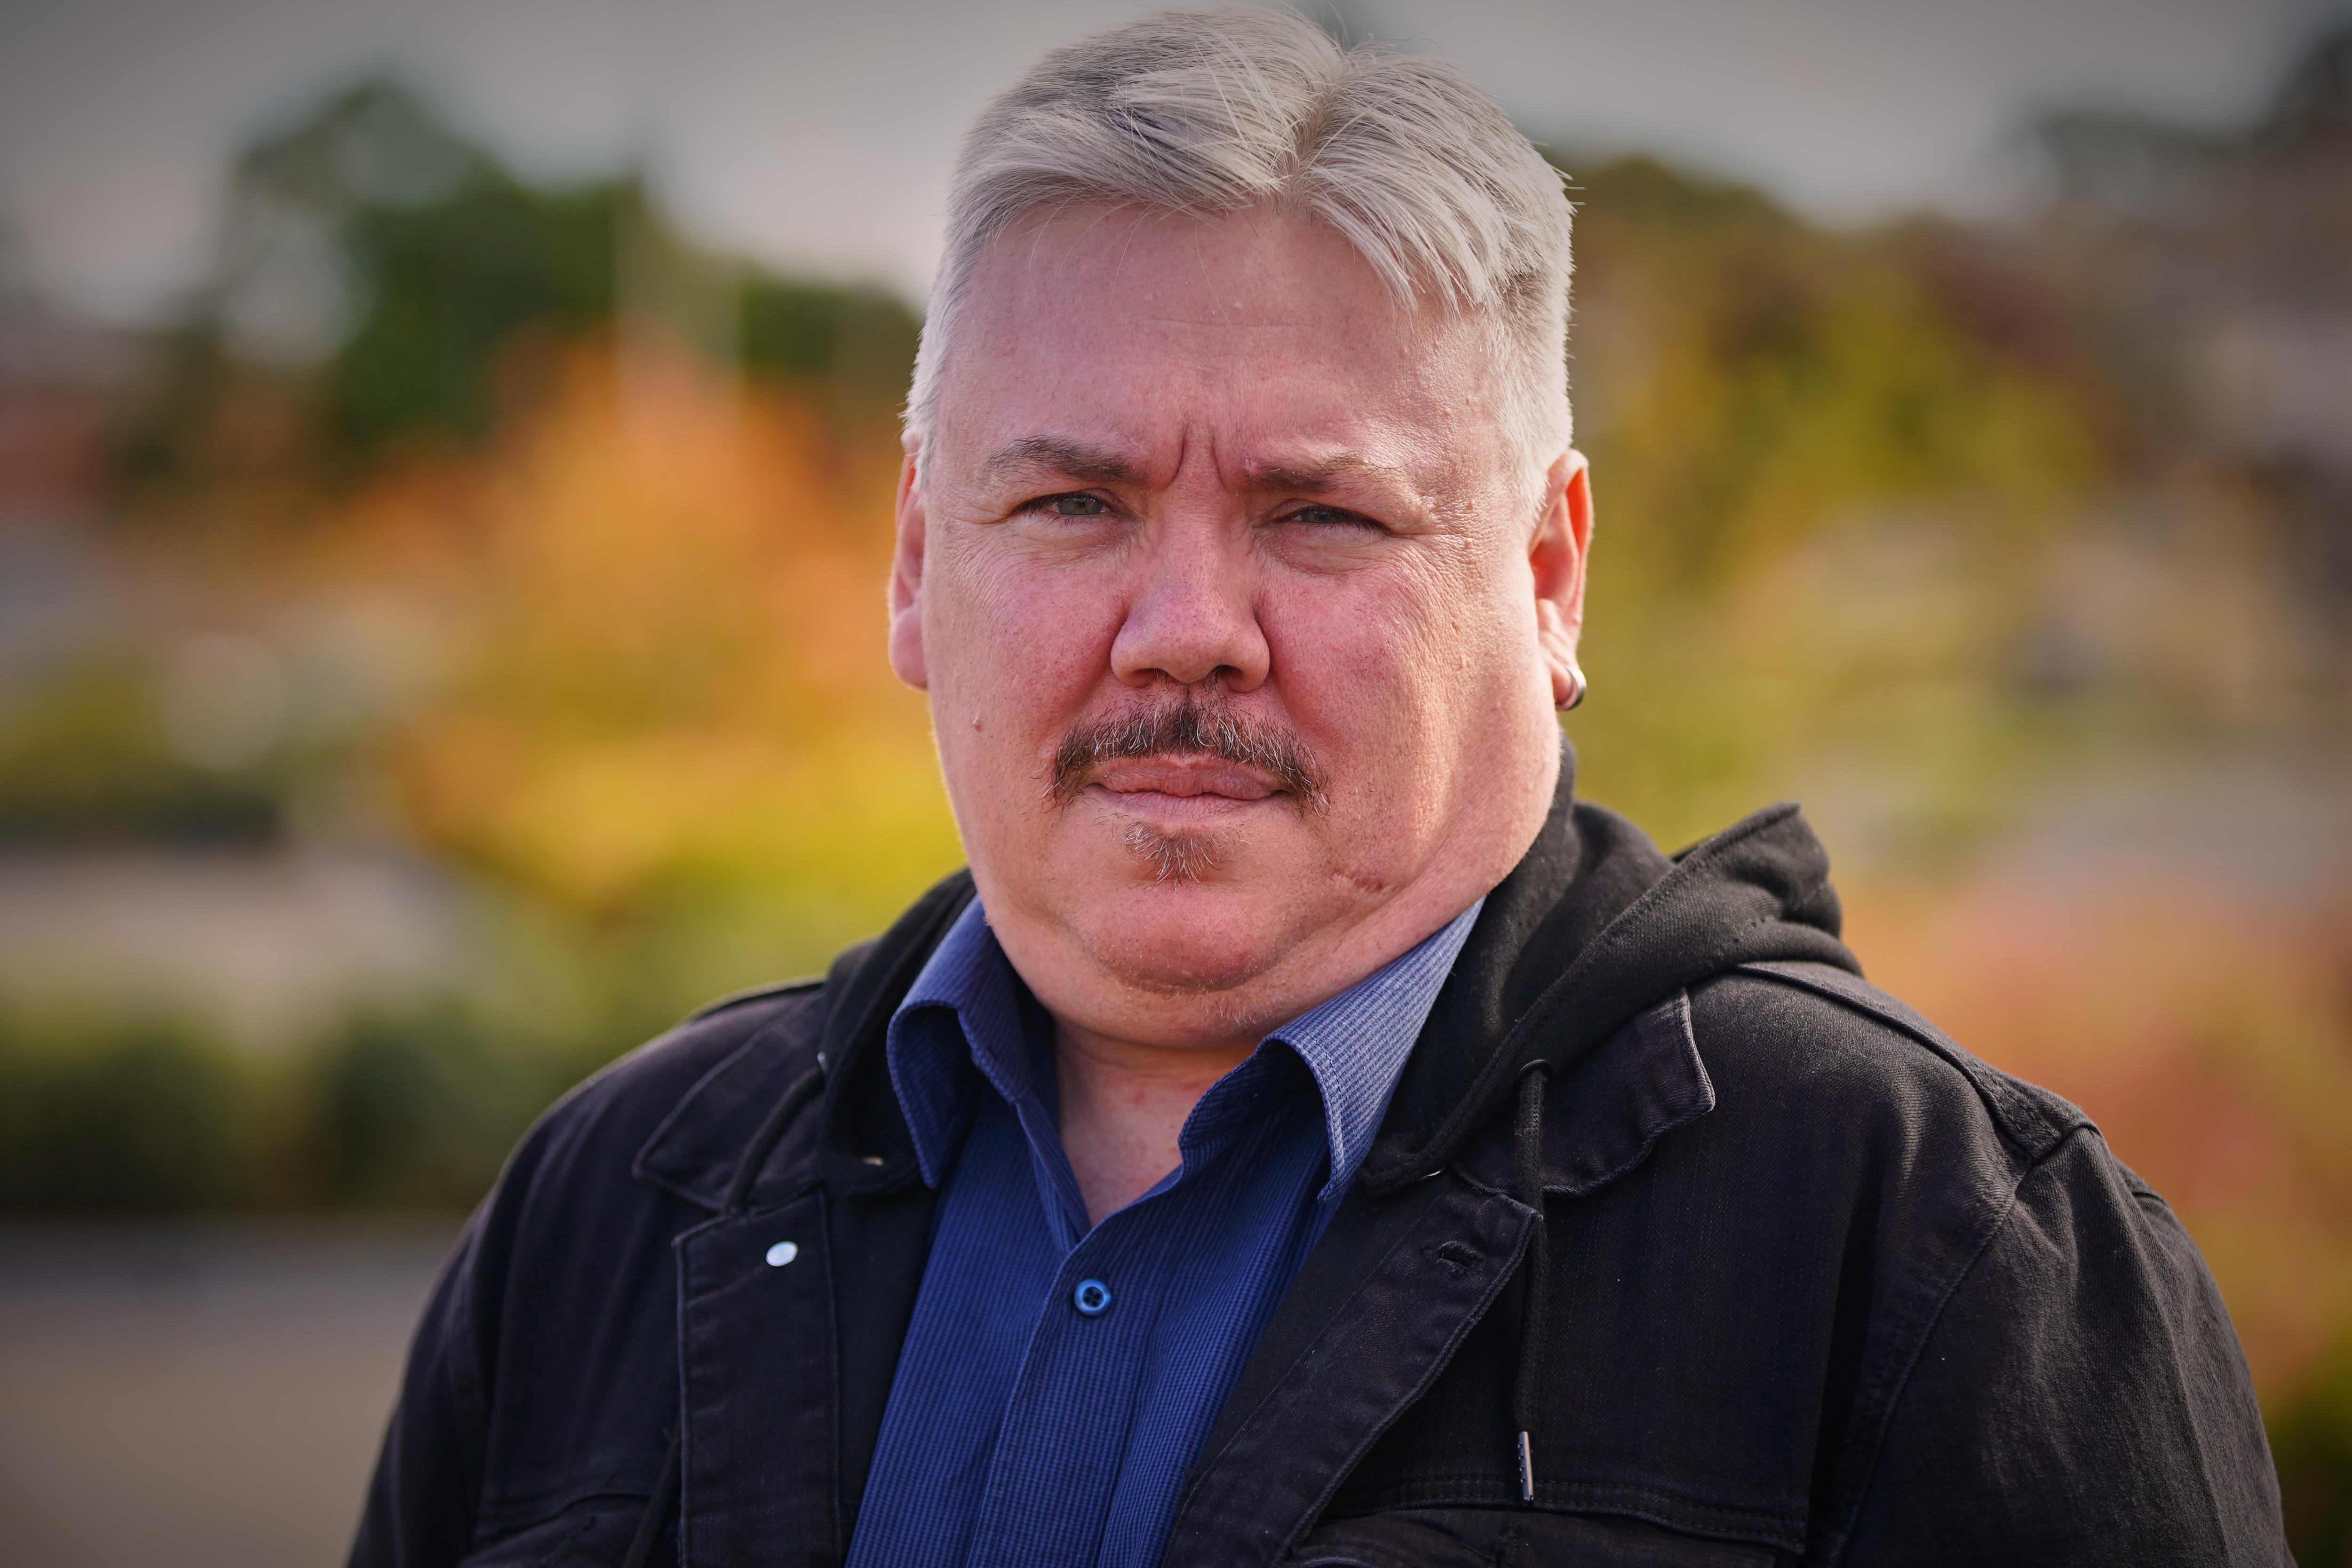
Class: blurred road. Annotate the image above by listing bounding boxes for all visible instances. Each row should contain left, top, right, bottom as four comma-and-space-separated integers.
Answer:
0, 1221, 459, 1568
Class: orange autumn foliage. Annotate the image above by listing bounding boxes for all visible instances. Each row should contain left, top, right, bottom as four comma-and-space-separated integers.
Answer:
1845, 873, 2352, 1402
337, 338, 962, 922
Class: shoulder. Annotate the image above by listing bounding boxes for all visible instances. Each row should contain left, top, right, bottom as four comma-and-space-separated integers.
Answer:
438, 977, 838, 1392
503, 977, 834, 1216
1628, 959, 2126, 1305
1825, 1020, 2285, 1558
1680, 959, 2092, 1183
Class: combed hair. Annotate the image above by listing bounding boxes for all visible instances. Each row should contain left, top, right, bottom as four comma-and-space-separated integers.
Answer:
906, 7, 1575, 490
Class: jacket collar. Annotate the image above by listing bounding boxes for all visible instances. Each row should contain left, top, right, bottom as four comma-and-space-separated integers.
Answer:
628, 871, 974, 1212
632, 1016, 817, 1211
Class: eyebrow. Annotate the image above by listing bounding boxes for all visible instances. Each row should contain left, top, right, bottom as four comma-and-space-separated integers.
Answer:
985, 437, 1412, 499
1242, 453, 1403, 494
984, 436, 1145, 487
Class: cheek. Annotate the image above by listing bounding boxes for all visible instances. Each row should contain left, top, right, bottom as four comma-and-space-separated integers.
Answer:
1270, 548, 1517, 721
925, 540, 1126, 742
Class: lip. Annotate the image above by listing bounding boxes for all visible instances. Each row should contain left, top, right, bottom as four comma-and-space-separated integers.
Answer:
1082, 785, 1279, 829
1084, 756, 1284, 803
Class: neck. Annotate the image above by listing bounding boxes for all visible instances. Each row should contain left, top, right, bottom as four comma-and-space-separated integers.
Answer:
1053, 1017, 1254, 1227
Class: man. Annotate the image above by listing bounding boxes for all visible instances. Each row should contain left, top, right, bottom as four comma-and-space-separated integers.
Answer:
352, 11, 2287, 1566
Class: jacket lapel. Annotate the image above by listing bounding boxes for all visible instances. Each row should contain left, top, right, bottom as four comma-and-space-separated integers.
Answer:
825, 1182, 940, 1546
1166, 979, 1719, 1566
661, 1059, 946, 1565
647, 876, 972, 1566
1163, 1174, 1535, 1567
675, 1194, 841, 1567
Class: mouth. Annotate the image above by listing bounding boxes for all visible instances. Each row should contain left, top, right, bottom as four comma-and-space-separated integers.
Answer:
1084, 755, 1286, 819
1081, 760, 1288, 834
1048, 698, 1328, 820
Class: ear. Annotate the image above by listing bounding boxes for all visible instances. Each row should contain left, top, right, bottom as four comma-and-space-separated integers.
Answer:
1531, 451, 1592, 708
888, 447, 930, 691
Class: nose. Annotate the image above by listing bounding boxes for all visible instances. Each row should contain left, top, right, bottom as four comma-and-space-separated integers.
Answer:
1108, 520, 1271, 692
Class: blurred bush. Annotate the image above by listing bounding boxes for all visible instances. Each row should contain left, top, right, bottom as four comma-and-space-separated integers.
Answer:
297, 1004, 604, 1209
0, 1000, 632, 1214
2272, 1330, 2352, 1566
1564, 153, 2107, 851
0, 660, 286, 844
0, 1012, 249, 1211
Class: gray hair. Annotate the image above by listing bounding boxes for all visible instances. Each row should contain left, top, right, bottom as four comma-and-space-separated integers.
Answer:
906, 7, 1575, 492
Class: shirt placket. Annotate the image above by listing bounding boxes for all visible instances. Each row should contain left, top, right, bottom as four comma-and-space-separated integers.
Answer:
963, 1197, 1168, 1567
961, 1059, 1291, 1568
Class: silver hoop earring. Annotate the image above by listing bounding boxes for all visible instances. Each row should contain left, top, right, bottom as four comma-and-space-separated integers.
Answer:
1557, 663, 1587, 712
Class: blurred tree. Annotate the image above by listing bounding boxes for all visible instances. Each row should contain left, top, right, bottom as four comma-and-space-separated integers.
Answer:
1559, 153, 2106, 851
114, 76, 921, 489
374, 340, 957, 934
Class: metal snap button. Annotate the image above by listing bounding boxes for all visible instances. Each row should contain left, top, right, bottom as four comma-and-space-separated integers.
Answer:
1072, 1278, 1112, 1316
765, 1241, 799, 1267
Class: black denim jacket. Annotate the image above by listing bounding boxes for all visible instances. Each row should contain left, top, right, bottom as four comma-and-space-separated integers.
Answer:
352, 775, 2288, 1567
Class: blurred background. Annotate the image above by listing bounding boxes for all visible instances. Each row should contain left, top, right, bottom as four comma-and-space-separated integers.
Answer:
0, 0, 2348, 1561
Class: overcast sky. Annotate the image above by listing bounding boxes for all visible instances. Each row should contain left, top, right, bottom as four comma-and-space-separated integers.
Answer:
2, 0, 2342, 322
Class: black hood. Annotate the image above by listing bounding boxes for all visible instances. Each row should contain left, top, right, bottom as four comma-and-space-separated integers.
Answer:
816, 738, 1857, 1196
1353, 740, 1857, 1192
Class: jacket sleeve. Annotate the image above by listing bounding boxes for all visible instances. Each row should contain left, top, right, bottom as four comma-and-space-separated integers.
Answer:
348, 1208, 496, 1568
1840, 1129, 2288, 1565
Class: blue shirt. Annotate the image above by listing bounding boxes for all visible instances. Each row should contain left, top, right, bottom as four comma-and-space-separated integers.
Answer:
843, 895, 1482, 1568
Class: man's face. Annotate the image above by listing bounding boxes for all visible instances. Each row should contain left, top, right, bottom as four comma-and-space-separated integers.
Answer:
892, 204, 1589, 1050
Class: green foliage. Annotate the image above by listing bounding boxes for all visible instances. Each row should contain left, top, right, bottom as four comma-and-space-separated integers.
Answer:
1570, 153, 2097, 586
0, 661, 285, 844
117, 76, 923, 485
0, 999, 633, 1215
297, 1004, 601, 1209
2273, 1330, 2352, 1566
1558, 154, 2106, 849
0, 1015, 249, 1211
742, 278, 922, 416
325, 172, 626, 452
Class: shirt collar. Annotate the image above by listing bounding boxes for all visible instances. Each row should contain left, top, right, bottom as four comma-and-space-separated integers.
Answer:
1269, 899, 1481, 1200
886, 895, 1484, 1203
886, 898, 1027, 1190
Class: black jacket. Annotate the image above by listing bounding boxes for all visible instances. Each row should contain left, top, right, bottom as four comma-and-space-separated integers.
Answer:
353, 775, 2288, 1567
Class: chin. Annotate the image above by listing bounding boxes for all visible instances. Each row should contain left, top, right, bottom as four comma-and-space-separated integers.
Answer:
1117, 823, 1235, 885
1078, 882, 1295, 996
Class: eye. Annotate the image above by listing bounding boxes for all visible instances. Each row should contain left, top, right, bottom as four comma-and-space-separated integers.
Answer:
1042, 493, 1110, 517
1281, 503, 1378, 529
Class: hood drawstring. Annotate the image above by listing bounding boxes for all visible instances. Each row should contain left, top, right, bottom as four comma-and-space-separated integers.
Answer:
1511, 1059, 1553, 1507
622, 1433, 683, 1568
624, 1056, 828, 1568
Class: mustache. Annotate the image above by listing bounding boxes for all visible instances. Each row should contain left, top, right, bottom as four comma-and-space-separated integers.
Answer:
1049, 697, 1328, 813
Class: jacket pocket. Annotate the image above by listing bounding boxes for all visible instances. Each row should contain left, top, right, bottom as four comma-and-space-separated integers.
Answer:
457, 1499, 662, 1568
1286, 1506, 1782, 1568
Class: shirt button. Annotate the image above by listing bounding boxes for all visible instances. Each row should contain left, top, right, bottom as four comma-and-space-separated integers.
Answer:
764, 1241, 799, 1267
1072, 1278, 1112, 1316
